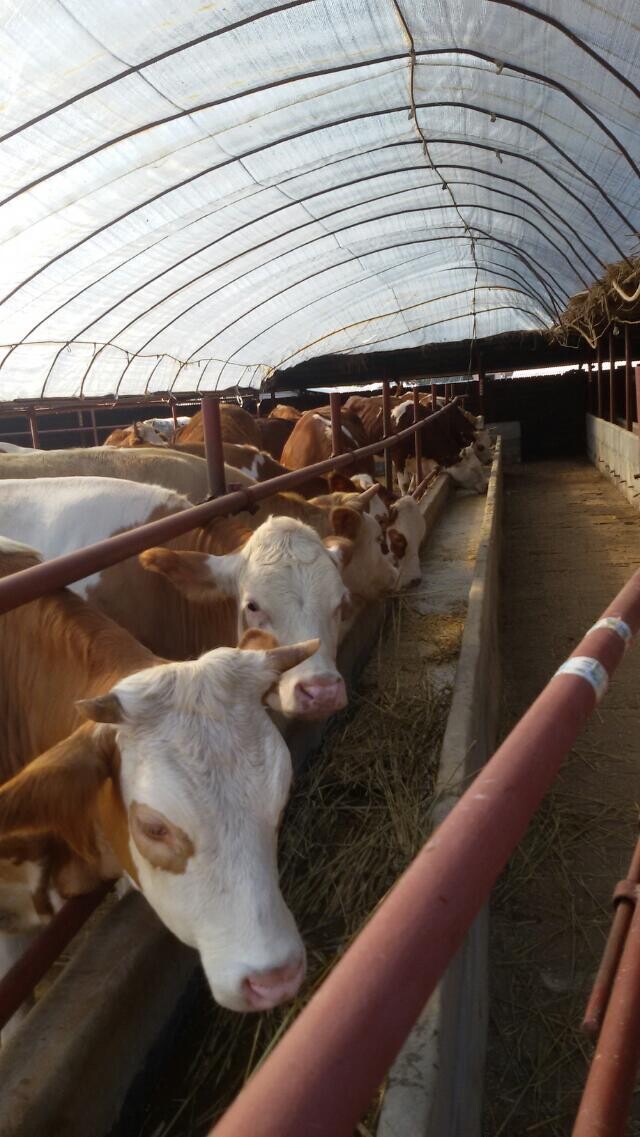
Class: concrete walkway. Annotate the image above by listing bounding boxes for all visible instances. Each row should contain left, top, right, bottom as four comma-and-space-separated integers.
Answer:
485, 460, 640, 1136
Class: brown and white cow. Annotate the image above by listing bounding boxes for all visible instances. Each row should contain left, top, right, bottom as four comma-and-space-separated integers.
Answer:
0, 538, 316, 1014
104, 422, 171, 448
254, 416, 295, 460
281, 406, 375, 478
0, 478, 392, 718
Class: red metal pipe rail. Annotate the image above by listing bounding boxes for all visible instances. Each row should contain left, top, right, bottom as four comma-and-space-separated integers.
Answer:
582, 834, 640, 1038
597, 338, 604, 418
210, 570, 640, 1137
609, 329, 616, 423
574, 873, 640, 1137
0, 400, 457, 617
0, 884, 112, 1032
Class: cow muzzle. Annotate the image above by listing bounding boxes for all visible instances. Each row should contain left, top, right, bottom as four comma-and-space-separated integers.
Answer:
243, 954, 306, 1011
292, 673, 347, 718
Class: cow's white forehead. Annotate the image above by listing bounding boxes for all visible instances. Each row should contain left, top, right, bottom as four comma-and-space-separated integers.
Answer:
112, 647, 270, 721
241, 516, 330, 569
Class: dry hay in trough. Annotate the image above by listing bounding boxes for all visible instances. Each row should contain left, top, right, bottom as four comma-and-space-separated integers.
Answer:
138, 599, 461, 1137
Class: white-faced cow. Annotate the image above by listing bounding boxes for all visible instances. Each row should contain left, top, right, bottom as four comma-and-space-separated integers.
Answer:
0, 538, 317, 1016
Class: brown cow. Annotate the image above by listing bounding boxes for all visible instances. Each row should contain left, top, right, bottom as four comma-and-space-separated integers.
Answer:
254, 416, 295, 460
268, 405, 301, 422
176, 405, 261, 448
281, 407, 375, 478
0, 537, 314, 1015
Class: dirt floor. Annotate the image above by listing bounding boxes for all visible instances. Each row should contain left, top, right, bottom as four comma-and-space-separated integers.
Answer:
484, 460, 640, 1136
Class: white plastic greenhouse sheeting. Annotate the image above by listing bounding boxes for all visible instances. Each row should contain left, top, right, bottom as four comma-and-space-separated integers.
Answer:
0, 0, 638, 399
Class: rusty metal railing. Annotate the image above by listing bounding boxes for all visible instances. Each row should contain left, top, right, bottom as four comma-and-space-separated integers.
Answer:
0, 391, 462, 1030
208, 563, 640, 1137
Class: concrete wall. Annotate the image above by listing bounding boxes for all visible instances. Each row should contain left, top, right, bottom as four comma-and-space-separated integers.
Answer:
378, 441, 503, 1137
586, 413, 640, 508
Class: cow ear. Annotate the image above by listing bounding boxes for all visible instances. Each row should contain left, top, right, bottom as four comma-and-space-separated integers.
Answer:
0, 727, 116, 861
330, 506, 361, 541
323, 536, 354, 571
139, 547, 240, 601
77, 693, 124, 724
239, 629, 279, 652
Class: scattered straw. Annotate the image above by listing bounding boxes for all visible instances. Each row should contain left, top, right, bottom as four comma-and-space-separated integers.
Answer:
138, 599, 460, 1137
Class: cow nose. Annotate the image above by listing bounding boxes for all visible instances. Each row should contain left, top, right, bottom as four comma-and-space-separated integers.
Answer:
293, 675, 347, 717
243, 956, 306, 1010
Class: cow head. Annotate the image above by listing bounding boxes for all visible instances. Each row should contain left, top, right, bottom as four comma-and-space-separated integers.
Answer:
0, 639, 317, 1012
329, 493, 399, 605
140, 517, 351, 720
445, 447, 489, 494
386, 496, 427, 589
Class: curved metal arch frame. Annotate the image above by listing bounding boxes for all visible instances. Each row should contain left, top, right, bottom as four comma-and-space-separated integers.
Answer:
180, 199, 575, 366
110, 203, 567, 370
37, 208, 571, 401
3, 38, 637, 206
10, 142, 602, 368
275, 302, 549, 371
110, 230, 556, 397
1, 94, 633, 311
209, 265, 554, 391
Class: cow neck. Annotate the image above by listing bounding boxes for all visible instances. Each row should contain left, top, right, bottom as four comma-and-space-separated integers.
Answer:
95, 778, 140, 887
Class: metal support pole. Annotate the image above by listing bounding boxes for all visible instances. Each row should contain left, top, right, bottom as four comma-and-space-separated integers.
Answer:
90, 409, 99, 447
201, 395, 227, 498
478, 363, 486, 418
329, 391, 342, 458
381, 380, 393, 491
573, 883, 640, 1137
413, 388, 422, 489
170, 399, 179, 436
27, 409, 40, 449
597, 339, 604, 418
625, 325, 633, 432
430, 381, 437, 409
609, 329, 616, 423
583, 835, 640, 1038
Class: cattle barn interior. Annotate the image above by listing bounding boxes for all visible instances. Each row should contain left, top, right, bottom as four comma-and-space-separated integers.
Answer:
0, 4, 640, 1137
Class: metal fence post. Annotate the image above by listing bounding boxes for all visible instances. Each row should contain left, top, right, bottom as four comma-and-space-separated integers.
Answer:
27, 409, 40, 449
329, 391, 342, 457
413, 388, 422, 488
382, 380, 393, 491
625, 326, 633, 432
597, 338, 604, 418
478, 363, 486, 418
90, 409, 99, 446
609, 329, 616, 424
201, 395, 227, 497
430, 381, 438, 410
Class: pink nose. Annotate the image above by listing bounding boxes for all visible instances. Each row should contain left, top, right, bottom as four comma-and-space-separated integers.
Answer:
293, 675, 347, 717
243, 957, 306, 1010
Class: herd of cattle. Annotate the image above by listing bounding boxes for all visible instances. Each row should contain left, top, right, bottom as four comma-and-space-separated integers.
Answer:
0, 393, 493, 1027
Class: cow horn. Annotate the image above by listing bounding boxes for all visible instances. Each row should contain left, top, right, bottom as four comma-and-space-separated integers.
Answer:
358, 483, 382, 505
266, 638, 321, 673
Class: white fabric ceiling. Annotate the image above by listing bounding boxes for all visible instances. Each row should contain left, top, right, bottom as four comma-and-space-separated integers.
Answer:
0, 0, 638, 399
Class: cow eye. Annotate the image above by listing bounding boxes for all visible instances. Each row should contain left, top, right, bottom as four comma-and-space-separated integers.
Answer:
246, 600, 260, 612
143, 821, 169, 841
